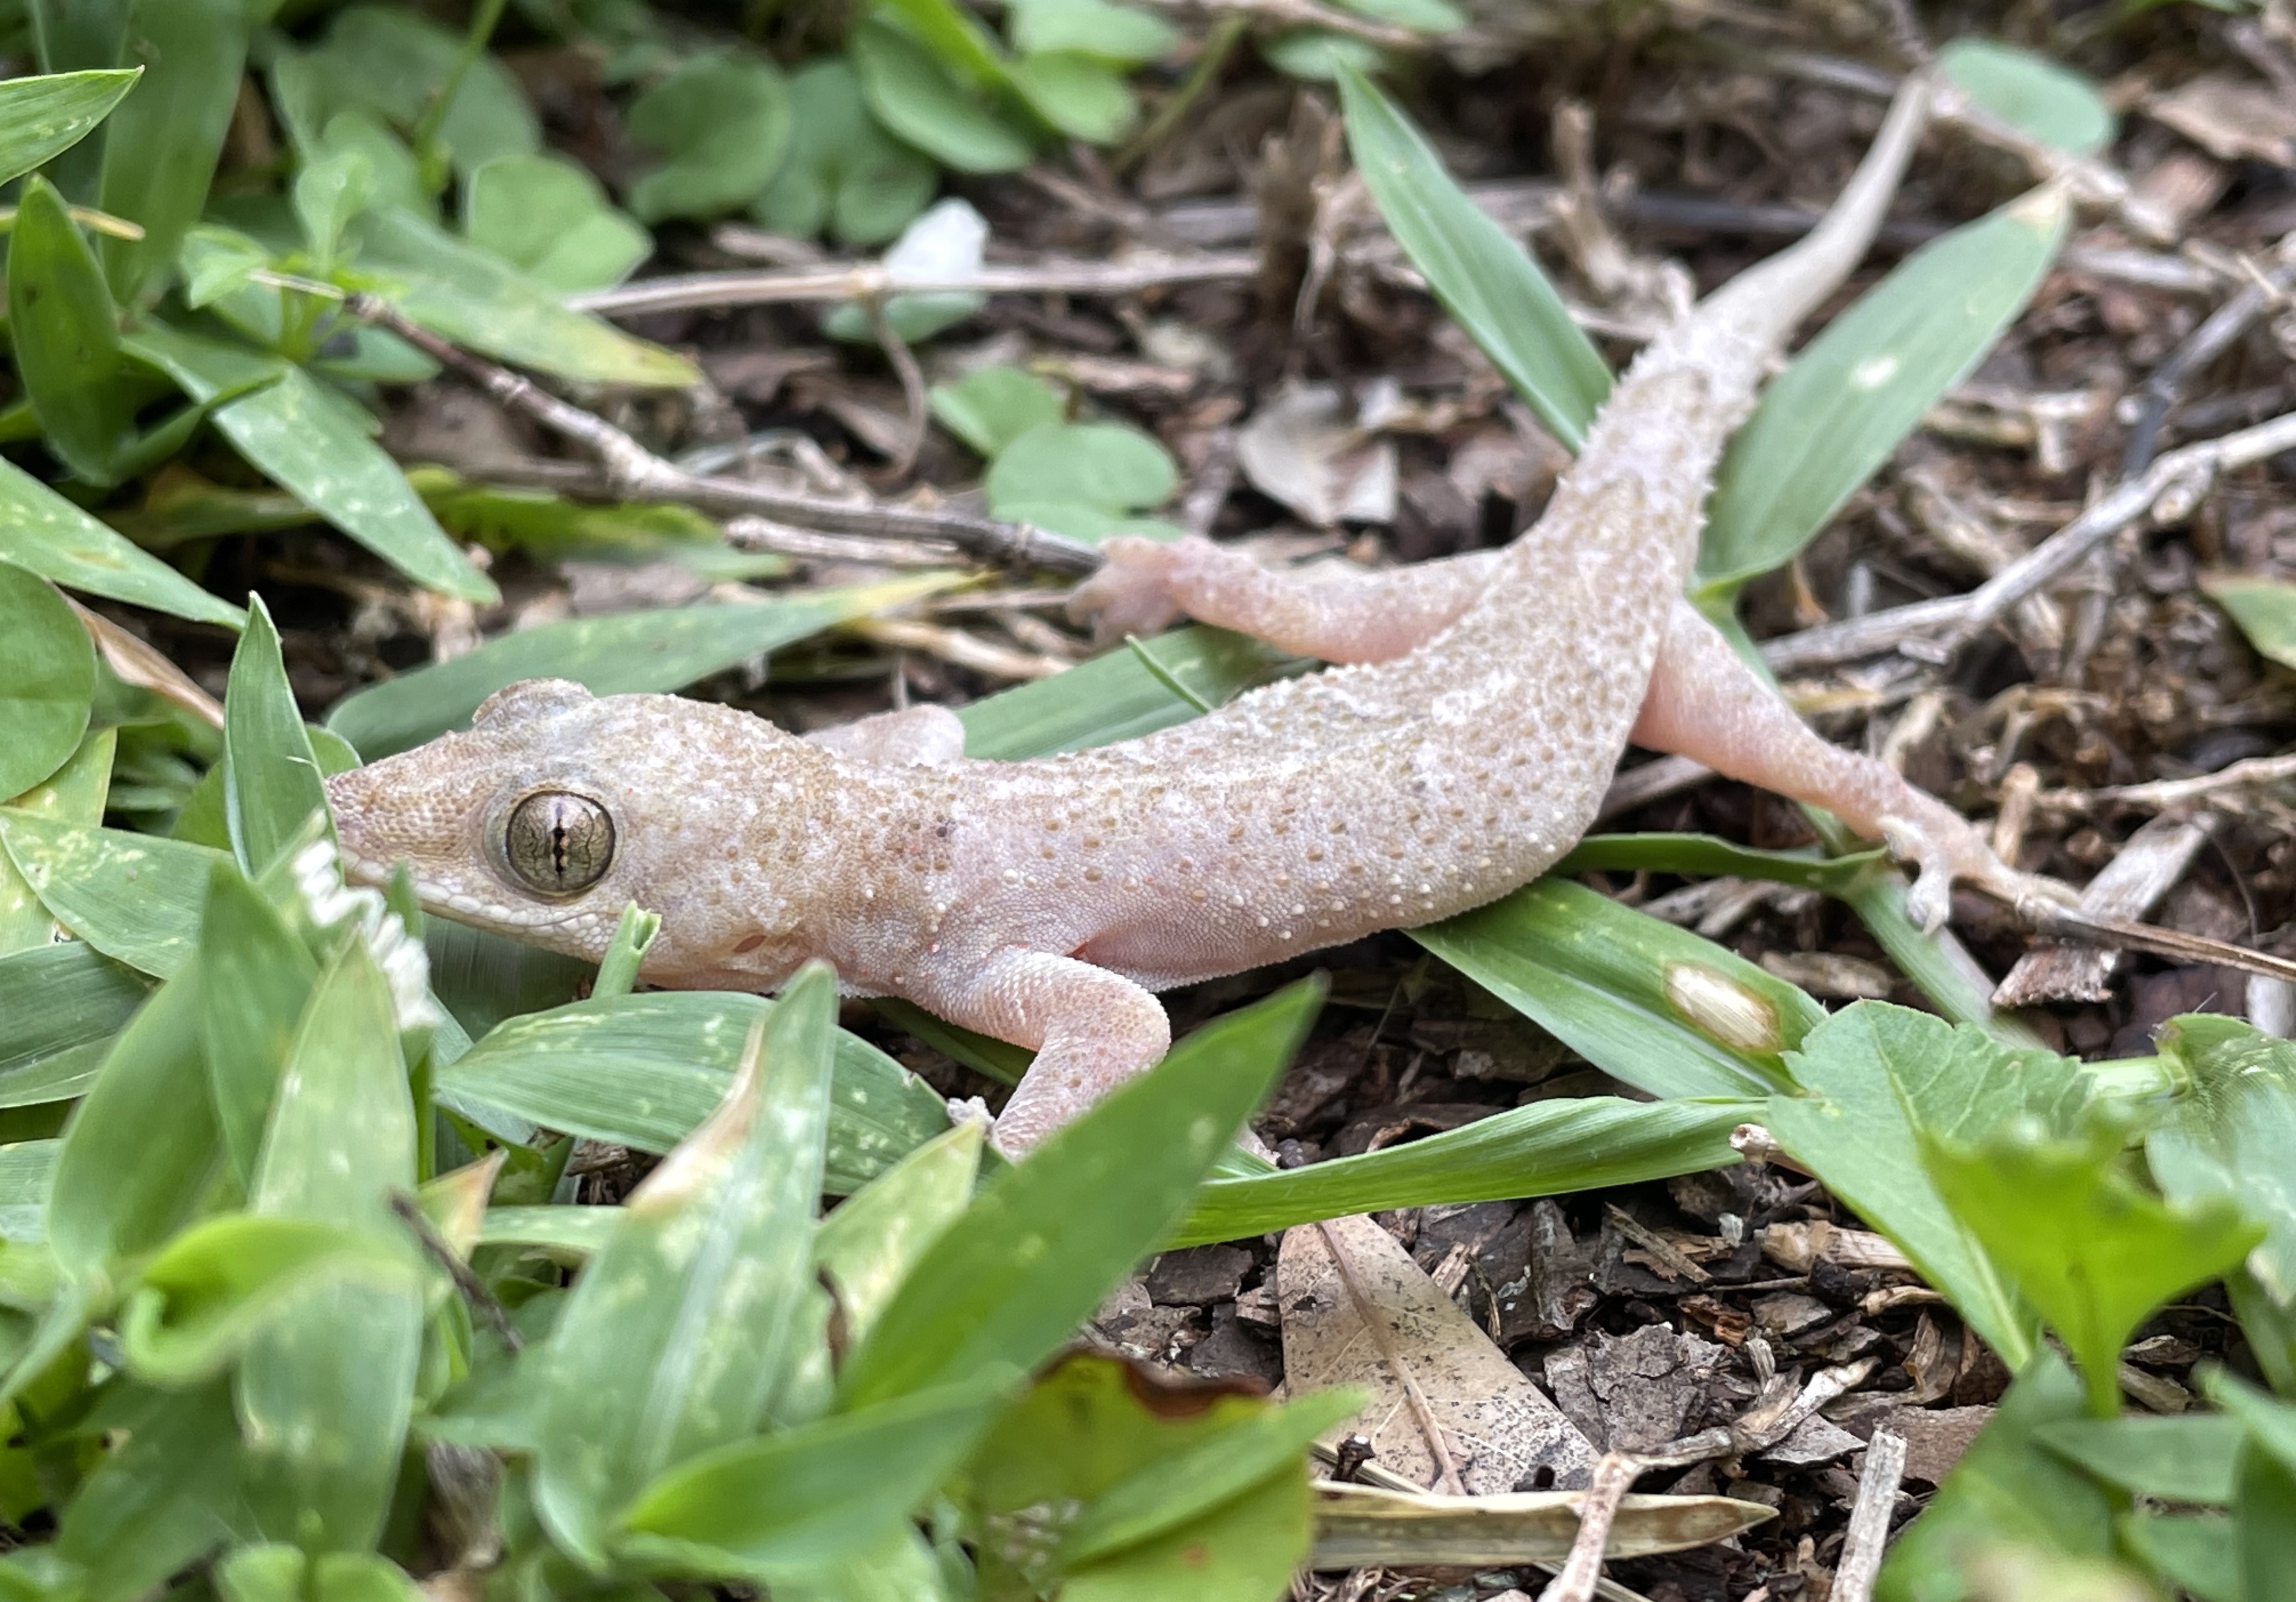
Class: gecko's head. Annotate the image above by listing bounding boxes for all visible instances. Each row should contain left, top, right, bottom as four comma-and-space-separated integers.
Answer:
323, 678, 813, 965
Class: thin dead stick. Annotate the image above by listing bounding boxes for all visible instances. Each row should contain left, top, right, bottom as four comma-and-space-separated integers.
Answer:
1832, 1429, 1908, 1602
1535, 1453, 1641, 1602
1937, 408, 2296, 653
866, 298, 929, 478
387, 1191, 522, 1352
2023, 901, 2296, 989
1993, 813, 2221, 1006
2038, 750, 2296, 815
1535, 1361, 1877, 1602
1129, 0, 1427, 50
570, 251, 1261, 317
346, 295, 1100, 575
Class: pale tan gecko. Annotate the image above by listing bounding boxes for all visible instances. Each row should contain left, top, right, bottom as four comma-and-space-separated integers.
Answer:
326, 75, 2035, 1154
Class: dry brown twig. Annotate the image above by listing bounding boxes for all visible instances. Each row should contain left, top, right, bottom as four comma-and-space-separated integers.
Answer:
345, 295, 1101, 575
1832, 1429, 1908, 1602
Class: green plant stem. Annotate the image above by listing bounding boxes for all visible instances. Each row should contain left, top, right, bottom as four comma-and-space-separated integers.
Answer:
411, 0, 511, 185
1114, 16, 1246, 174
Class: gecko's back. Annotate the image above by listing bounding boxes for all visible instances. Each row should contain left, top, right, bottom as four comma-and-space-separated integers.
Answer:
955, 84, 1934, 985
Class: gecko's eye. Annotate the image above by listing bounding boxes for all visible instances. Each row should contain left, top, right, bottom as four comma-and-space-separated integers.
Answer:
503, 791, 615, 897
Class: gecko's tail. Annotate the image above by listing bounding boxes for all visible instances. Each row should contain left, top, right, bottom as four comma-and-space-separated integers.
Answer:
1693, 70, 1936, 355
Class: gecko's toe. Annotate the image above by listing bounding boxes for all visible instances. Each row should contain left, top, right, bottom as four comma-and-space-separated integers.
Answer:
1067, 536, 1200, 642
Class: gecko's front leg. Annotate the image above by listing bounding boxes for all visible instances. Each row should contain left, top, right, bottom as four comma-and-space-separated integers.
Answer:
909, 948, 1171, 1157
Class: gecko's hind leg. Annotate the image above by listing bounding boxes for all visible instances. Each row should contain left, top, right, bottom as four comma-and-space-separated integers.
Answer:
1632, 599, 2049, 930
1070, 535, 1502, 664
913, 949, 1171, 1157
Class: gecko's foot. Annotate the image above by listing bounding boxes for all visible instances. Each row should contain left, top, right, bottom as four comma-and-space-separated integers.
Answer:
1066, 535, 1209, 643
1878, 811, 2075, 934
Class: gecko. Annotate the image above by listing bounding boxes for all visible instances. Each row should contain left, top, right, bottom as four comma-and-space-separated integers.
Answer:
325, 73, 2039, 1155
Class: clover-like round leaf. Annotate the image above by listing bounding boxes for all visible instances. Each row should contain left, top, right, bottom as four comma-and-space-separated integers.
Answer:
0, 562, 96, 801
466, 154, 652, 291
854, 20, 1037, 174
1939, 39, 2115, 159
752, 58, 939, 246
626, 51, 794, 224
1009, 51, 1137, 143
930, 366, 1066, 457
987, 421, 1177, 519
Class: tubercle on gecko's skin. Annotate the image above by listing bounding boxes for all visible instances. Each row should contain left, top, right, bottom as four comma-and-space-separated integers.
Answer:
325, 73, 2012, 1153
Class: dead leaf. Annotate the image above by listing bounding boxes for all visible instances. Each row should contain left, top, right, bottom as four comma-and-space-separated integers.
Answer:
1279, 1212, 1598, 1494
1309, 1479, 1774, 1569
2148, 75, 2296, 167
1236, 384, 1397, 526
70, 599, 222, 727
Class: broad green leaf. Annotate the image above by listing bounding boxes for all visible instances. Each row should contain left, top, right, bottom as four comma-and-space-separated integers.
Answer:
839, 980, 1319, 1408
1938, 39, 2116, 158
299, 4, 538, 175
815, 1120, 985, 1343
0, 68, 139, 188
853, 20, 1036, 175
752, 58, 937, 247
95, 0, 247, 304
217, 1547, 427, 1602
1331, 0, 1465, 29
931, 365, 1065, 457
1337, 65, 1609, 450
0, 564, 94, 801
224, 595, 331, 877
0, 458, 244, 626
2238, 1444, 2296, 1602
1007, 0, 1177, 65
1765, 1002, 2085, 1364
424, 916, 594, 1041
1875, 1354, 2112, 1602
1697, 187, 2068, 592
1260, 31, 1385, 82
200, 861, 319, 1186
1412, 878, 1817, 1099
0, 1140, 59, 1243
2119, 1511, 2237, 1602
987, 421, 1176, 520
7, 177, 146, 486
2202, 572, 2296, 672
463, 153, 651, 292
325, 575, 951, 757
0, 812, 221, 977
2207, 1369, 2296, 1474
47, 960, 222, 1283
533, 967, 838, 1564
1171, 1094, 1753, 1246
965, 1351, 1315, 1602
125, 325, 497, 604
351, 205, 698, 388
121, 1214, 415, 1385
237, 941, 423, 1552
292, 148, 372, 266
0, 943, 148, 1112
1009, 51, 1136, 143
619, 1373, 1011, 1575
2033, 1414, 2241, 1504
875, 0, 1014, 89
959, 625, 1294, 758
2144, 1014, 2296, 1307
1925, 1120, 2259, 1416
0, 726, 116, 958
626, 50, 793, 224
436, 991, 949, 1195
1061, 1387, 1361, 1566
54, 1380, 245, 1602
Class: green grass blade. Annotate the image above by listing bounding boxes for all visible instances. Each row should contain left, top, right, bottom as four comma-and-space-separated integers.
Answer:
0, 68, 140, 187
1336, 65, 1609, 450
1411, 879, 1818, 1099
1696, 185, 2070, 592
327, 575, 951, 758
1171, 1094, 1752, 1246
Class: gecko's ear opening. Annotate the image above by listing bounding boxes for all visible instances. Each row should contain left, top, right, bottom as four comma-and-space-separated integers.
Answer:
473, 679, 596, 728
